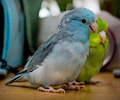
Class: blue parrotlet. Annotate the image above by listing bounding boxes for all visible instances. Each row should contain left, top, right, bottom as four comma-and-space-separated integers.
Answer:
5, 8, 98, 93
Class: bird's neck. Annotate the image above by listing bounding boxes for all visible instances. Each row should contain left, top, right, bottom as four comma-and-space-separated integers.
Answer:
67, 29, 90, 43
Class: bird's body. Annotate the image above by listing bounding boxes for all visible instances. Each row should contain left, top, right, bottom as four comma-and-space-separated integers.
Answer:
29, 39, 89, 87
12, 30, 90, 88
6, 8, 98, 93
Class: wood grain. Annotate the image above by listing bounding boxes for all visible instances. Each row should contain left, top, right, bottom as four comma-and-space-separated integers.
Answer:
0, 72, 120, 100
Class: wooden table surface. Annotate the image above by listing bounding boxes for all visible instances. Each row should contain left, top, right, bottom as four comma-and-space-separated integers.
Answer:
0, 72, 120, 100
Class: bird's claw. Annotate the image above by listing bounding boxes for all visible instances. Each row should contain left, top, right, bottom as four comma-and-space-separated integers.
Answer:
70, 81, 85, 85
80, 85, 86, 92
57, 88, 65, 93
88, 80, 103, 85
37, 87, 65, 93
74, 85, 86, 92
62, 82, 86, 92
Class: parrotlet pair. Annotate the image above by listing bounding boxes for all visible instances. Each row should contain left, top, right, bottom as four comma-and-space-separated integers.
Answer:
5, 8, 98, 93
77, 18, 109, 83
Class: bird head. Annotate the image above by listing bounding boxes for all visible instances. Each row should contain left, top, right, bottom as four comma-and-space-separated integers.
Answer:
58, 8, 98, 36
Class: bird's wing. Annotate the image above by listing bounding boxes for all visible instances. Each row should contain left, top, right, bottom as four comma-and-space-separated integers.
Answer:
18, 32, 73, 74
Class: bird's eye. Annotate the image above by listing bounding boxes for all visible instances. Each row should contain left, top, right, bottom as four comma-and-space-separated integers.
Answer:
81, 19, 87, 24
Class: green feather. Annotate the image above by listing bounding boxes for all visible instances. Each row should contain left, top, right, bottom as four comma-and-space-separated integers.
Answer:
97, 18, 108, 33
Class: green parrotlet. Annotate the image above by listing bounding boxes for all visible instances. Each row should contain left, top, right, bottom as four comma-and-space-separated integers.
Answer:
77, 18, 109, 83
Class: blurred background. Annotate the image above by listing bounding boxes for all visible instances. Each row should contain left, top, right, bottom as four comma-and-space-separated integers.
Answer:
0, 0, 120, 77
39, 0, 120, 18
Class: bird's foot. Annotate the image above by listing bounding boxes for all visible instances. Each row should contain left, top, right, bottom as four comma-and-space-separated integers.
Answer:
69, 81, 85, 85
87, 80, 103, 85
37, 86, 65, 93
62, 82, 86, 92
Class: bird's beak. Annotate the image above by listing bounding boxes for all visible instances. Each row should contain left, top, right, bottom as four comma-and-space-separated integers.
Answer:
89, 21, 98, 34
99, 30, 106, 43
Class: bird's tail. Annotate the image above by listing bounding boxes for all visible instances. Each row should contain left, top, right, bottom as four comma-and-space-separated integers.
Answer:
5, 74, 25, 85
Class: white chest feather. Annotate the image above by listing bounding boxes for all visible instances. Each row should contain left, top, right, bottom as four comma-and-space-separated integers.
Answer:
28, 41, 89, 86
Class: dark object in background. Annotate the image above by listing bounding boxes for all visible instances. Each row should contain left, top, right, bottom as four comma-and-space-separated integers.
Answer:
0, 0, 25, 77
0, 3, 4, 57
0, 59, 19, 76
56, 0, 73, 11
113, 69, 120, 78
22, 0, 43, 54
99, 0, 120, 18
